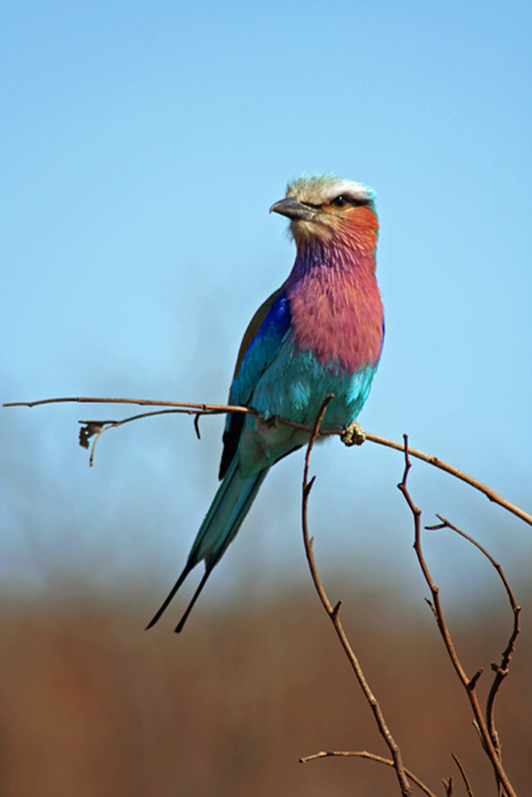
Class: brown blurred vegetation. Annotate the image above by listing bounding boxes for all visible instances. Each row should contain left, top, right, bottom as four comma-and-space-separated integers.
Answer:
1, 586, 531, 797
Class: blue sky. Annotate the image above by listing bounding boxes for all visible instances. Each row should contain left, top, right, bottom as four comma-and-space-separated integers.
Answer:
2, 1, 531, 616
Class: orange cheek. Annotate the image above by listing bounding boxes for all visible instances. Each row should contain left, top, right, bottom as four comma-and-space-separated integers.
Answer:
346, 205, 379, 233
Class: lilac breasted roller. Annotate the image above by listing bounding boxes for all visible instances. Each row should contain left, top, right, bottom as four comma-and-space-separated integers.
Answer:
147, 175, 384, 632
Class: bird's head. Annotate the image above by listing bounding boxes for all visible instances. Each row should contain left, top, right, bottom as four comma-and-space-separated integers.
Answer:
270, 174, 378, 248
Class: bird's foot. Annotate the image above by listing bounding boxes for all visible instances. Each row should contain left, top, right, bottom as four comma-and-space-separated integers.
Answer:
257, 413, 279, 429
341, 420, 366, 447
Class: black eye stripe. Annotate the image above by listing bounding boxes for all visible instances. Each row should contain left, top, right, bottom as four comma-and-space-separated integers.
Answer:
301, 196, 370, 210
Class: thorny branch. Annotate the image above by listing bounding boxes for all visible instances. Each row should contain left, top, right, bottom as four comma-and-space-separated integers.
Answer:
426, 515, 522, 796
398, 435, 518, 797
5, 396, 532, 527
4, 396, 530, 793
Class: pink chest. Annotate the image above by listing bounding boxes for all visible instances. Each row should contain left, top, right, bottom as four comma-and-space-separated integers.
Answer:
288, 257, 384, 372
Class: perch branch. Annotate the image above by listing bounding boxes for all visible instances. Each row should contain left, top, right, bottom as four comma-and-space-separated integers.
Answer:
4, 396, 531, 527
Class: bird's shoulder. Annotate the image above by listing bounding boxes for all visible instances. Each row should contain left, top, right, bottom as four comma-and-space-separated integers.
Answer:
232, 282, 291, 381
219, 282, 291, 479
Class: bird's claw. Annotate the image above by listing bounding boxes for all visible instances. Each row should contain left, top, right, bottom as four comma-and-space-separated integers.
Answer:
258, 414, 279, 429
341, 420, 366, 446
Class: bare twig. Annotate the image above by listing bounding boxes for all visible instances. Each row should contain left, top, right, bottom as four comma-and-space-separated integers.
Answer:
299, 750, 436, 796
427, 515, 521, 775
442, 776, 454, 797
5, 396, 245, 411
5, 396, 531, 526
77, 409, 193, 466
398, 436, 517, 797
451, 753, 474, 797
299, 397, 422, 797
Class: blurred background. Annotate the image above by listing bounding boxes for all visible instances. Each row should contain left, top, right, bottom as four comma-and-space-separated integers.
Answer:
2, 1, 531, 794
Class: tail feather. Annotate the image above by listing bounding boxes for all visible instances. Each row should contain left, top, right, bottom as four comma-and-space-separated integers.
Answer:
175, 569, 210, 633
145, 564, 192, 630
146, 458, 269, 632
191, 459, 269, 568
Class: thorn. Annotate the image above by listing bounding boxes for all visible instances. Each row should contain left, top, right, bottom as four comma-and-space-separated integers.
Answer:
467, 669, 483, 690
304, 475, 316, 498
193, 413, 201, 440
332, 600, 342, 618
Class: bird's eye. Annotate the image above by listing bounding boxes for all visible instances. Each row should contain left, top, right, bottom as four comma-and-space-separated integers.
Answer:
331, 196, 348, 208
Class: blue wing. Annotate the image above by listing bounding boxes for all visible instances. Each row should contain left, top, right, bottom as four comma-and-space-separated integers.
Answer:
219, 283, 291, 478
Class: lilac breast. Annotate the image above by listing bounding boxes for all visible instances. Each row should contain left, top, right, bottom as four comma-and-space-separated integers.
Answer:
287, 245, 384, 374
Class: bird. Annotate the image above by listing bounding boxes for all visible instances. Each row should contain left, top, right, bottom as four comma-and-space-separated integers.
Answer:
147, 174, 384, 632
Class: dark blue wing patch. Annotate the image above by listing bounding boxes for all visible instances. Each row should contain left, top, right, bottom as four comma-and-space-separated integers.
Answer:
219, 289, 291, 479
